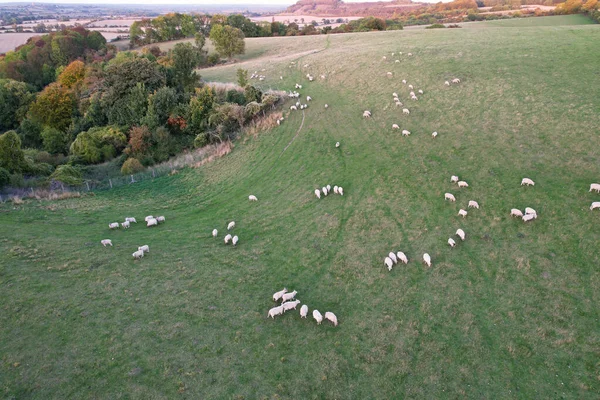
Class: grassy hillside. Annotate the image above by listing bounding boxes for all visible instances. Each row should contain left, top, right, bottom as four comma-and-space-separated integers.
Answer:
2, 16, 600, 399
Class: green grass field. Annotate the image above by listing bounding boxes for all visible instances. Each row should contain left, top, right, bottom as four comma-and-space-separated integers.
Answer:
2, 15, 600, 399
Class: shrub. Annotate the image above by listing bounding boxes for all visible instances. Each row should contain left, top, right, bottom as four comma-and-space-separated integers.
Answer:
41, 126, 70, 155
0, 167, 10, 189
0, 130, 27, 173
226, 89, 246, 105
70, 126, 126, 164
121, 158, 145, 175
50, 164, 83, 185
244, 85, 262, 103
426, 24, 446, 29
194, 133, 208, 148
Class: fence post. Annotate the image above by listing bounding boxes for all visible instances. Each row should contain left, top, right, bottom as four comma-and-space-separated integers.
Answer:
130, 175, 134, 184
61, 183, 65, 192
30, 187, 34, 196
152, 169, 155, 178
109, 179, 112, 189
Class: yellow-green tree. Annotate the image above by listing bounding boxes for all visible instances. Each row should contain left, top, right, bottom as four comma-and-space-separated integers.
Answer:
209, 24, 245, 59
28, 82, 76, 132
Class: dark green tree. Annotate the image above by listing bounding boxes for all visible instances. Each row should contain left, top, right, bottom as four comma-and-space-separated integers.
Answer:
209, 24, 245, 59
172, 42, 202, 93
0, 130, 27, 173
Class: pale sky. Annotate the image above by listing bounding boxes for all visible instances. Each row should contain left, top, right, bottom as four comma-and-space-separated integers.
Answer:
0, 0, 443, 5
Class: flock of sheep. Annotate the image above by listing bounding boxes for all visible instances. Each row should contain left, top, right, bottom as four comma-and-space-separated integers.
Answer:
213, 219, 239, 246
269, 288, 338, 326
314, 184, 344, 199
102, 215, 165, 259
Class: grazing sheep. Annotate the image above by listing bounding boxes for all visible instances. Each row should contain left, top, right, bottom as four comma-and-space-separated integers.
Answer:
393, 92, 398, 97
590, 202, 600, 210
408, 84, 414, 90
249, 195, 258, 201
589, 183, 600, 193
277, 119, 281, 126
132, 250, 144, 259
109, 222, 119, 229
212, 229, 218, 238
333, 186, 339, 194
402, 79, 407, 84
458, 181, 469, 188
456, 229, 465, 241
232, 236, 239, 246
524, 207, 537, 216
407, 53, 413, 56
157, 216, 165, 223
121, 221, 130, 229
313, 310, 323, 324
363, 110, 371, 118
227, 221, 235, 230
147, 218, 158, 227
282, 300, 301, 312
411, 95, 418, 101
522, 214, 537, 222
335, 142, 340, 148
402, 108, 410, 115
468, 200, 479, 209
384, 257, 394, 271
418, 89, 424, 95
450, 175, 459, 183
322, 187, 328, 196
397, 252, 408, 264
325, 104, 329, 109
281, 290, 298, 302
392, 124, 400, 130
389, 252, 398, 264
382, 56, 387, 60
458, 209, 468, 218
306, 96, 312, 101
387, 72, 393, 77
448, 238, 456, 248
125, 217, 137, 223
510, 209, 524, 217
273, 288, 287, 302
402, 130, 411, 137
452, 78, 461, 83
300, 304, 309, 318
280, 76, 283, 80
338, 187, 344, 196
268, 305, 285, 319
521, 178, 535, 186
391, 52, 395, 56
445, 81, 450, 86
432, 131, 438, 138
138, 245, 149, 253
327, 185, 331, 191
395, 101, 403, 107
290, 105, 297, 111
423, 253, 431, 267
101, 239, 113, 247
144, 216, 154, 222
324, 312, 338, 326
224, 234, 232, 244
445, 193, 456, 202
315, 189, 321, 199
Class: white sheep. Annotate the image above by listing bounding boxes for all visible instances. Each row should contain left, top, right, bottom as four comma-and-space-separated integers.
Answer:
290, 105, 297, 111
325, 104, 329, 109
402, 108, 410, 115
335, 141, 340, 148
338, 187, 344, 196
402, 130, 411, 137
395, 101, 403, 107
144, 216, 154, 222
397, 252, 408, 264
432, 131, 438, 138
147, 218, 158, 227
590, 183, 600, 193
382, 56, 387, 60
249, 195, 258, 201
457, 181, 469, 188
109, 222, 119, 229
282, 300, 301, 311
268, 305, 285, 318
387, 72, 393, 76
324, 311, 338, 326
458, 209, 468, 218
445, 193, 456, 202
326, 185, 331, 191
468, 200, 479, 209
450, 175, 459, 183
273, 288, 287, 301
384, 257, 393, 271
392, 92, 398, 97
313, 310, 323, 324
456, 229, 465, 241
101, 239, 113, 247
418, 89, 423, 95
448, 238, 456, 248
363, 110, 371, 118
132, 250, 144, 259
510, 209, 524, 217
281, 290, 298, 302
315, 189, 321, 199
423, 253, 431, 267
121, 221, 130, 229
452, 78, 460, 83
522, 214, 537, 222
407, 53, 413, 56
300, 304, 308, 318
232, 236, 239, 246
306, 96, 312, 101
138, 245, 149, 254
224, 234, 232, 244
333, 186, 339, 194
391, 52, 395, 56
402, 79, 407, 84
212, 229, 218, 238
521, 178, 535, 186
125, 217, 137, 223
322, 187, 328, 196
389, 252, 398, 264
590, 202, 600, 210
157, 216, 165, 223
411, 95, 418, 101
227, 221, 235, 230
445, 81, 450, 86
392, 124, 400, 130
524, 207, 537, 216
408, 84, 413, 90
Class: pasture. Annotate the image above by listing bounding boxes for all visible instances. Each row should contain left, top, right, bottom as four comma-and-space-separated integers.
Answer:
1, 15, 599, 399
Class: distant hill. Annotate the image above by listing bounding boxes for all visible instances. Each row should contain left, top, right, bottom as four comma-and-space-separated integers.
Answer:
284, 0, 423, 17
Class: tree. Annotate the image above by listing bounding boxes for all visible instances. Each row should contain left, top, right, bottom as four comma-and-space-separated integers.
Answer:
236, 68, 248, 88
209, 24, 245, 59
127, 125, 153, 156
103, 56, 165, 106
41, 126, 69, 155
227, 14, 259, 37
172, 42, 202, 92
143, 86, 180, 129
28, 82, 76, 132
86, 31, 106, 51
57, 60, 85, 89
121, 158, 145, 175
582, 0, 598, 10
106, 83, 148, 127
0, 79, 34, 132
70, 126, 126, 164
0, 130, 26, 173
0, 167, 10, 189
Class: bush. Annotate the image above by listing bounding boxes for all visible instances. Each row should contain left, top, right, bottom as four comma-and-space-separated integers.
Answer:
50, 165, 83, 185
207, 53, 220, 65
0, 167, 10, 189
121, 158, 145, 175
70, 126, 127, 164
244, 85, 262, 103
194, 133, 208, 148
41, 126, 70, 155
426, 24, 446, 29
226, 89, 246, 105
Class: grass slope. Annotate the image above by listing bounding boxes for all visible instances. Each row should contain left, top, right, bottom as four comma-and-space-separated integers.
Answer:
2, 16, 600, 399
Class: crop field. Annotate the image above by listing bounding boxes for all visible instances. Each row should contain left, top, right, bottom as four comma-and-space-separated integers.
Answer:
1, 15, 599, 399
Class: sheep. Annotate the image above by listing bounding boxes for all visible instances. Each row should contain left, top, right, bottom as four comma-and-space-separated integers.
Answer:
315, 189, 321, 199
277, 119, 281, 126
432, 131, 438, 138
338, 187, 344, 196
418, 89, 424, 95
458, 209, 468, 218
324, 311, 338, 326
249, 195, 258, 201
402, 79, 407, 84
290, 105, 297, 111
397, 252, 408, 264
320, 75, 325, 79
273, 288, 288, 302
282, 300, 301, 312
232, 236, 239, 246
325, 104, 329, 109
402, 130, 411, 137
456, 229, 465, 241
392, 92, 398, 97
384, 257, 394, 271
450, 175, 459, 183
407, 53, 413, 56
522, 214, 537, 222
101, 239, 113, 247
281, 290, 298, 302
445, 81, 450, 86
157, 216, 165, 223
145, 216, 154, 222
121, 221, 130, 229
521, 178, 535, 186
448, 238, 456, 248
322, 187, 328, 196
457, 181, 469, 188
387, 72, 393, 77
306, 96, 312, 101
411, 95, 418, 101
333, 186, 339, 194
109, 222, 119, 229
335, 141, 340, 148
132, 250, 144, 259
590, 202, 600, 210
524, 207, 537, 216
395, 101, 403, 107
510, 209, 524, 217
382, 56, 387, 60
388, 252, 398, 264
468, 200, 479, 209
423, 253, 431, 267
280, 76, 283, 80
445, 193, 456, 202
392, 124, 400, 130
408, 84, 414, 90
590, 183, 600, 193
395, 59, 400, 63
327, 185, 331, 191
125, 217, 137, 223
391, 52, 395, 56
300, 304, 309, 318
313, 310, 323, 324
268, 305, 285, 318
402, 108, 410, 115
363, 110, 371, 118
224, 234, 232, 244
212, 229, 218, 238
227, 221, 235, 230
452, 78, 460, 83
147, 218, 158, 227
